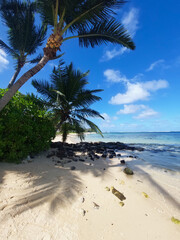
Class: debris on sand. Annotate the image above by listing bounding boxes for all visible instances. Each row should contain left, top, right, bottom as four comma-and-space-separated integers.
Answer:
81, 209, 86, 216
111, 187, 126, 201
119, 202, 125, 207
105, 186, 110, 191
93, 202, 100, 209
142, 192, 149, 198
171, 217, 180, 224
123, 167, 134, 175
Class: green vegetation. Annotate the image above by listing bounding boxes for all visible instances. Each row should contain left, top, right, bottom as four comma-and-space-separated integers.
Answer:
0, 89, 56, 163
0, 0, 135, 111
32, 62, 104, 142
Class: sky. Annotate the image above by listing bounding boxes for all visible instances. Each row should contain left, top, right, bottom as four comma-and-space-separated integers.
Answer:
0, 0, 180, 132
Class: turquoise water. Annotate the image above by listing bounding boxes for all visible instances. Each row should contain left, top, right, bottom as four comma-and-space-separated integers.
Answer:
85, 132, 180, 145
83, 132, 180, 171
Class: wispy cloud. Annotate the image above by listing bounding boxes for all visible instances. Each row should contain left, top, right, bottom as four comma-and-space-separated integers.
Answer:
100, 113, 116, 129
104, 69, 128, 83
109, 79, 168, 105
122, 7, 139, 37
146, 59, 164, 72
117, 104, 146, 114
0, 49, 9, 72
101, 8, 139, 61
134, 107, 158, 119
101, 113, 111, 123
117, 104, 158, 119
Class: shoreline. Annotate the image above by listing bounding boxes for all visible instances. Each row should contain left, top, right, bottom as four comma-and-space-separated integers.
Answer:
0, 136, 180, 239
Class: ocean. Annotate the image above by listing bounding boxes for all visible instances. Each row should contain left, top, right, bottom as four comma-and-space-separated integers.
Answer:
83, 132, 180, 172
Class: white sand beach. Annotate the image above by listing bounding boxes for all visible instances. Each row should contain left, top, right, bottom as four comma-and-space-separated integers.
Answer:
0, 134, 180, 240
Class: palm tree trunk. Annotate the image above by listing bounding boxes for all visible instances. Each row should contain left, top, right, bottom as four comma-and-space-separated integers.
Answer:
0, 55, 49, 112
7, 66, 21, 88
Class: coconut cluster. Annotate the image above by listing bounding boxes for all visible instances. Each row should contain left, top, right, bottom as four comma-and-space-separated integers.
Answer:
44, 33, 63, 59
46, 33, 63, 49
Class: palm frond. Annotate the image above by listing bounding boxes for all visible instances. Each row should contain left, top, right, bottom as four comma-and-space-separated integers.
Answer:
0, 39, 18, 58
72, 89, 102, 108
70, 118, 85, 141
64, 18, 135, 49
75, 108, 104, 119
76, 114, 103, 137
31, 79, 56, 101
0, 0, 46, 55
62, 0, 126, 34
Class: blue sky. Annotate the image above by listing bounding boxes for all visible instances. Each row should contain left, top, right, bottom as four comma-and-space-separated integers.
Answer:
0, 0, 180, 132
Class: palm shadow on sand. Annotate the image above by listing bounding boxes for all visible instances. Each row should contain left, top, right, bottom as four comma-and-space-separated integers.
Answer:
0, 147, 179, 222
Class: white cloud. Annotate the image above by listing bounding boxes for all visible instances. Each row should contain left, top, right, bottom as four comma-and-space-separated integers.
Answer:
101, 8, 139, 61
117, 104, 146, 114
134, 108, 158, 119
100, 113, 118, 129
117, 104, 159, 119
109, 79, 168, 105
146, 59, 164, 72
101, 113, 110, 122
141, 79, 169, 91
0, 49, 7, 58
109, 82, 149, 104
0, 49, 9, 72
104, 69, 128, 83
101, 47, 128, 61
122, 8, 139, 37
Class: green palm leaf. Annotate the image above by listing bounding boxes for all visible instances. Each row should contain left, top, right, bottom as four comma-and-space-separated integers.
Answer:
0, 0, 47, 87
32, 62, 104, 142
37, 0, 135, 50
0, 39, 18, 58
31, 79, 56, 101
75, 108, 104, 119
76, 114, 103, 137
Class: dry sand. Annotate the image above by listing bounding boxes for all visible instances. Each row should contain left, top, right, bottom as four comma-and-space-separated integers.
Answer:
0, 134, 180, 240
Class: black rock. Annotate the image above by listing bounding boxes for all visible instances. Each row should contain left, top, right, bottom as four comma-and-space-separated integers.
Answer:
109, 154, 114, 159
117, 154, 121, 157
120, 160, 126, 164
72, 158, 78, 162
79, 159, 85, 162
70, 166, 76, 170
101, 154, 107, 158
46, 152, 56, 158
94, 155, 100, 159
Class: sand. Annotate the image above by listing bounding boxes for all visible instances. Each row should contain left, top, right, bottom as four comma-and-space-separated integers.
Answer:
0, 134, 180, 240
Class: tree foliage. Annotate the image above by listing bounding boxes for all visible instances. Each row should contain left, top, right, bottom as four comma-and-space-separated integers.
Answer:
32, 63, 104, 142
0, 0, 135, 111
0, 89, 56, 162
0, 0, 47, 87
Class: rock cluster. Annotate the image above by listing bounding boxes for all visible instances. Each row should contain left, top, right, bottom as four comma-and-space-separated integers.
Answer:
47, 141, 144, 166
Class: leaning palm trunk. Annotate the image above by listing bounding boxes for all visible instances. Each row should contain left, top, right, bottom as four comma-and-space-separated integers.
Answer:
0, 55, 49, 111
0, 29, 63, 111
7, 66, 22, 88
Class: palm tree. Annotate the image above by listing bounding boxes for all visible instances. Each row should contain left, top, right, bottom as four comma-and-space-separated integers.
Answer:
0, 0, 135, 111
32, 63, 104, 142
0, 0, 47, 88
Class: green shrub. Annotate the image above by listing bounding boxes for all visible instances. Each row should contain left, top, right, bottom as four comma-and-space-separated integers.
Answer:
0, 89, 56, 163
